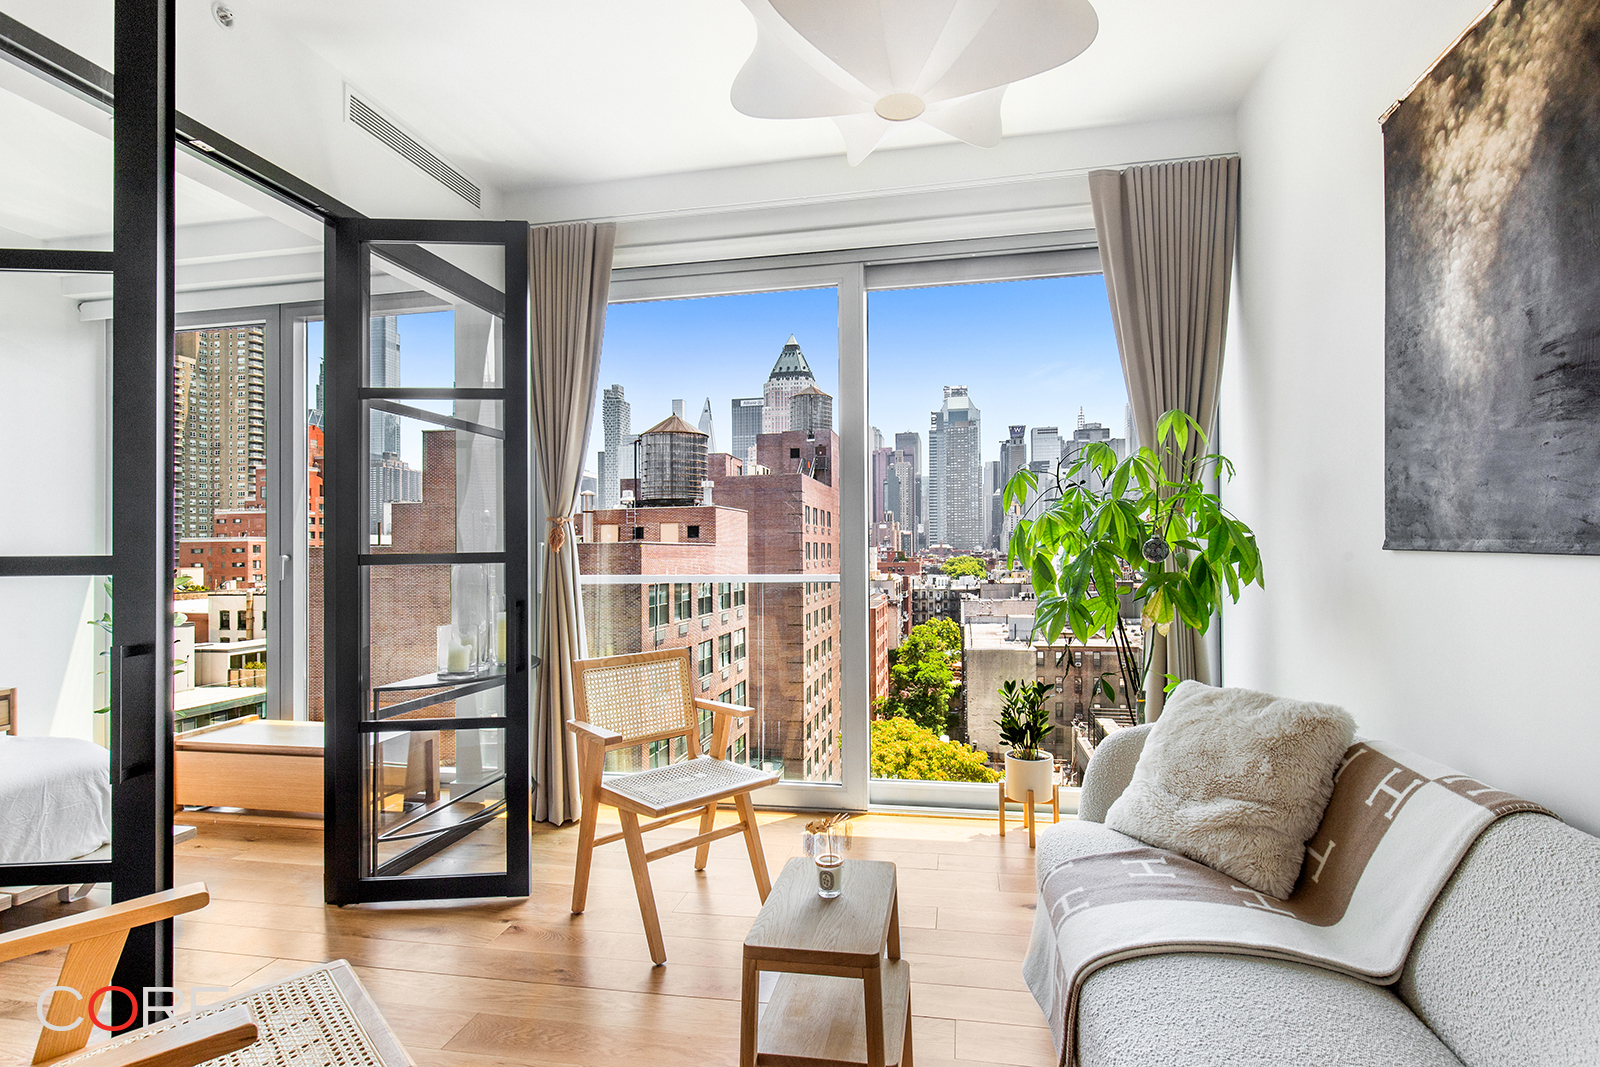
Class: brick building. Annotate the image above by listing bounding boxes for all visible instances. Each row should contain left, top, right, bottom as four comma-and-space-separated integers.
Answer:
712, 427, 841, 782
578, 504, 753, 766
868, 588, 899, 706
579, 428, 842, 782
179, 533, 267, 589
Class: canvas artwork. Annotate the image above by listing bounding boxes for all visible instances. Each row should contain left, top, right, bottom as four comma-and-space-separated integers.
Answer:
1383, 0, 1600, 554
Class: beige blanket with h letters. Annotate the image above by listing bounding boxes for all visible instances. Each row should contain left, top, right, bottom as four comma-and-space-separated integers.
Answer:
1022, 739, 1553, 1067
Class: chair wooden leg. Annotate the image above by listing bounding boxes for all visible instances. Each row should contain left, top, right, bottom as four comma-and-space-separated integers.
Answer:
619, 809, 667, 965
997, 777, 1006, 837
693, 802, 718, 871
734, 790, 772, 902
570, 794, 600, 915
1026, 789, 1036, 849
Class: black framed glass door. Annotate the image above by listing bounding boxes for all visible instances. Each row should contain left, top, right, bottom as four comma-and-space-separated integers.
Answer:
323, 218, 531, 903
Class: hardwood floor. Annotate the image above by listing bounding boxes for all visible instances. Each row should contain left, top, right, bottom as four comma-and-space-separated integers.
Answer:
0, 809, 1061, 1067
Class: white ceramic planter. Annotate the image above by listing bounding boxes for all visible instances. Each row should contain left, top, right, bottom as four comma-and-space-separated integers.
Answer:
1004, 752, 1053, 803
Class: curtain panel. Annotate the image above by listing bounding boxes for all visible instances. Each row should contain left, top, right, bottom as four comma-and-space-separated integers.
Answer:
1088, 156, 1239, 720
529, 221, 616, 824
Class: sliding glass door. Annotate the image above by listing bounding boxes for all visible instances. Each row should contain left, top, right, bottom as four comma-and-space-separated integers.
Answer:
322, 218, 532, 903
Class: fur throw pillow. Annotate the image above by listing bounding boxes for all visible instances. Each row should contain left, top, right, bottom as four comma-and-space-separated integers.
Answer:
1104, 680, 1356, 898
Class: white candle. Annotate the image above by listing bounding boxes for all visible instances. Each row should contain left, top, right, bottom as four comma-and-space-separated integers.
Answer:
496, 612, 507, 666
447, 639, 471, 674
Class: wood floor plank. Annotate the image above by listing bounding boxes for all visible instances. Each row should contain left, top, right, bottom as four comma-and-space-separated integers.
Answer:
952, 1020, 1058, 1067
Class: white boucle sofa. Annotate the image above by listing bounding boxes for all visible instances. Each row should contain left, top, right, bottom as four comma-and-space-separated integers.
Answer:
1034, 724, 1600, 1067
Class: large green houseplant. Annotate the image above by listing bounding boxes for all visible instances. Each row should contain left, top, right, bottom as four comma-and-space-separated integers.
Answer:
1004, 410, 1264, 720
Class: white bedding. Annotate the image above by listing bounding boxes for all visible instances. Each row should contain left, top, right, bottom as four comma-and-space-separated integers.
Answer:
0, 735, 113, 865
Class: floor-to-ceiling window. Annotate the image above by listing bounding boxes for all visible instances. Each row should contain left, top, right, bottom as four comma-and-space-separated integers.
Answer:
866, 274, 1138, 795
579, 284, 845, 788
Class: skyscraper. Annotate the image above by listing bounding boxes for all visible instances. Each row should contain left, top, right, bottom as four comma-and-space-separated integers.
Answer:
1001, 425, 1028, 488
731, 397, 763, 463
893, 431, 922, 550
1030, 426, 1061, 474
698, 398, 717, 453
600, 384, 631, 509
366, 316, 421, 535
927, 386, 983, 550
174, 325, 266, 538
872, 441, 892, 527
369, 317, 401, 457
762, 335, 816, 434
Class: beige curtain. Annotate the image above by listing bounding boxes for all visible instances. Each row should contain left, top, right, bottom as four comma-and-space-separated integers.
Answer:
529, 221, 615, 824
1088, 156, 1239, 720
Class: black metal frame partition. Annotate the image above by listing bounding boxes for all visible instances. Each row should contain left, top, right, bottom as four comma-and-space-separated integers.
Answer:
323, 218, 532, 904
0, 0, 176, 997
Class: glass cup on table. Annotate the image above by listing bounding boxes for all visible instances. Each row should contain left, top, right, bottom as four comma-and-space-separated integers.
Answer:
814, 826, 844, 898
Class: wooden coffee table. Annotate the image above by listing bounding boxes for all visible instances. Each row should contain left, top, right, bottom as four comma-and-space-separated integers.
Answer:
741, 857, 911, 1067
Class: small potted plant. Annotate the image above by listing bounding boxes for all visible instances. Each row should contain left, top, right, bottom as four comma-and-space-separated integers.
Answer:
996, 679, 1054, 803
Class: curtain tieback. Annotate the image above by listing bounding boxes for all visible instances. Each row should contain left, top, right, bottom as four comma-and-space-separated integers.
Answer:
547, 514, 574, 554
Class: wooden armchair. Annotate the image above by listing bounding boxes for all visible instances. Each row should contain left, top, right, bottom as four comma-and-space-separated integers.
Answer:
568, 648, 779, 965
0, 883, 258, 1067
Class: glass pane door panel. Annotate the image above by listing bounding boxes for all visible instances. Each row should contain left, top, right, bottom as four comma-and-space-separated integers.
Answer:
0, 272, 110, 556
367, 563, 509, 709
364, 727, 507, 878
0, 575, 113, 862
580, 287, 841, 783
366, 408, 504, 552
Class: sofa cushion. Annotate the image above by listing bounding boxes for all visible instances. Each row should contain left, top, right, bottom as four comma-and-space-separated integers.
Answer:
1077, 953, 1465, 1067
1397, 813, 1600, 1067
1104, 680, 1355, 897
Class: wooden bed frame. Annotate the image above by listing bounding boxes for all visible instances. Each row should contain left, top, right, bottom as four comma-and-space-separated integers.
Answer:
1, 688, 15, 735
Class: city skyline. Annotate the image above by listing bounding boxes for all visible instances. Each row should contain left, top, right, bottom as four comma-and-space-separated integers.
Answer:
588, 275, 1126, 478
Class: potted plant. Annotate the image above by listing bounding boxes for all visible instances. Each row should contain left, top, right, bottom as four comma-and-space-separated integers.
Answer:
1004, 410, 1264, 720
996, 679, 1054, 803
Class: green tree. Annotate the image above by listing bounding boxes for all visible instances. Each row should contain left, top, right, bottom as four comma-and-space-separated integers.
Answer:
870, 717, 998, 782
943, 555, 986, 580
880, 619, 960, 731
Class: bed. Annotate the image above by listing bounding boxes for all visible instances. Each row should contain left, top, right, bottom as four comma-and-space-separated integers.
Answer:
0, 728, 113, 866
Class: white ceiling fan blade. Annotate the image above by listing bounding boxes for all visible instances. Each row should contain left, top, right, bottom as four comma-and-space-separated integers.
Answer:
832, 113, 896, 166
731, 1, 875, 118
875, 0, 964, 89
917, 86, 1006, 148
931, 0, 1099, 101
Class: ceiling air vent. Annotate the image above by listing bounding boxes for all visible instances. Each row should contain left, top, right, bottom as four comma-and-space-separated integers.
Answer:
346, 90, 481, 209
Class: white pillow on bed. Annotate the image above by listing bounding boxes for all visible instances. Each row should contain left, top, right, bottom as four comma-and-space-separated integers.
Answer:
1104, 680, 1356, 899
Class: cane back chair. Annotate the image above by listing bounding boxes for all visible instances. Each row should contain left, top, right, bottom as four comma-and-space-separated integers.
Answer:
568, 647, 778, 964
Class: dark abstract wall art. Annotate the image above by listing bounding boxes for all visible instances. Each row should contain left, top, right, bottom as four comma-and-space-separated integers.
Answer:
1383, 0, 1600, 554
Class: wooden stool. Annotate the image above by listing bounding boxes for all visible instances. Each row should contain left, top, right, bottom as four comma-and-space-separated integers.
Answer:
997, 776, 1061, 848
742, 858, 912, 1067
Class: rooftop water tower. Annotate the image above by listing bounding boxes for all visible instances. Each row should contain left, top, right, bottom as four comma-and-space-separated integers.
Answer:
635, 413, 707, 506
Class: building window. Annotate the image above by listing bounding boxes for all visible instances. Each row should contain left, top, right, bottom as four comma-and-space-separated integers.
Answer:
734, 735, 747, 764
699, 705, 714, 749
674, 583, 693, 621
718, 633, 732, 668
633, 526, 645, 540
218, 613, 230, 630
718, 582, 732, 610
687, 525, 700, 539
698, 640, 714, 678
732, 582, 745, 607
734, 681, 746, 706
790, 447, 800, 458
698, 582, 714, 616
647, 583, 670, 629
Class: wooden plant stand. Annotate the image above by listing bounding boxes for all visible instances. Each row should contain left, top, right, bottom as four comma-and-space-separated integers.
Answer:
741, 857, 912, 1067
997, 777, 1061, 848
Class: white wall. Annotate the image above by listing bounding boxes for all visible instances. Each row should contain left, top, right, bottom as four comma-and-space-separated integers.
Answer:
0, 272, 108, 740
1221, 0, 1600, 834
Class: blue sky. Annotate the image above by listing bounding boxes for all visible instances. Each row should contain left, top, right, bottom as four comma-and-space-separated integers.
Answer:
307, 277, 1130, 474
590, 274, 1128, 471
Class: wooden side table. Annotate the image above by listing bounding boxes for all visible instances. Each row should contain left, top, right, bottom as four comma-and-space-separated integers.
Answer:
997, 775, 1061, 847
741, 857, 912, 1067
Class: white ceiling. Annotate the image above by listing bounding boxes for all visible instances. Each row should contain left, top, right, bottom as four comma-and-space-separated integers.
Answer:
253, 0, 1307, 192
